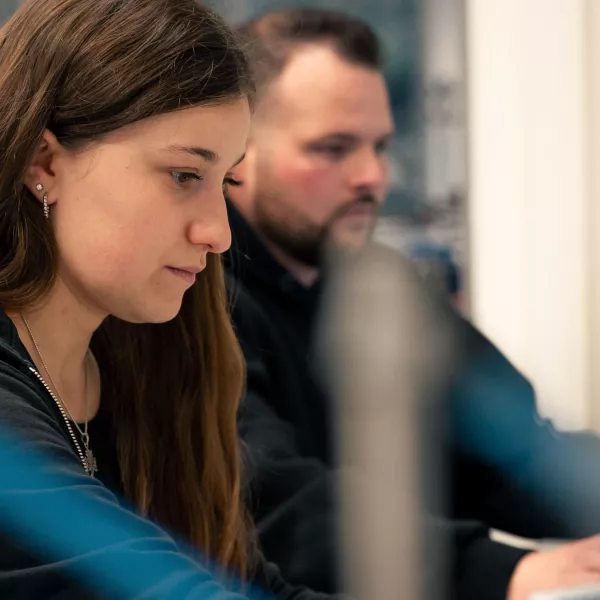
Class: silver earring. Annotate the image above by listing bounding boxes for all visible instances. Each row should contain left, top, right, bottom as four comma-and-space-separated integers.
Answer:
36, 184, 49, 219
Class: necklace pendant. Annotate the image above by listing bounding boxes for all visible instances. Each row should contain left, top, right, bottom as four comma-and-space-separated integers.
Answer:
85, 448, 98, 477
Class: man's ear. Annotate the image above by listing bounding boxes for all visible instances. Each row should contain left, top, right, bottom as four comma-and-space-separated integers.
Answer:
23, 129, 61, 208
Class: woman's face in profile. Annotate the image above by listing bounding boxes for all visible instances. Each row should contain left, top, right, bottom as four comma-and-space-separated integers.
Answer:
41, 99, 250, 324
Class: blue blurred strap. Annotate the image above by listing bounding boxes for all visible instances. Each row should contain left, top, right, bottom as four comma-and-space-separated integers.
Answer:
0, 427, 268, 600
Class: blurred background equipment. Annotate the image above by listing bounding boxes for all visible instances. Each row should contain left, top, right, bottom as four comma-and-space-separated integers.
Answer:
531, 585, 600, 600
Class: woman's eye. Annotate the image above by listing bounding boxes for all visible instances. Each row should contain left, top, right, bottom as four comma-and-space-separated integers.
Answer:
171, 171, 203, 186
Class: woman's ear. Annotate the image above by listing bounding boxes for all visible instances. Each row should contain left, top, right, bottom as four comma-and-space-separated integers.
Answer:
24, 130, 62, 208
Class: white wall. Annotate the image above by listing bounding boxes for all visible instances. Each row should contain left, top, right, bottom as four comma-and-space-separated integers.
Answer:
466, 0, 592, 430
588, 0, 600, 432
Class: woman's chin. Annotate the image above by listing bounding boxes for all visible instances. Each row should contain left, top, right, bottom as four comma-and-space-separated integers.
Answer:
113, 299, 184, 325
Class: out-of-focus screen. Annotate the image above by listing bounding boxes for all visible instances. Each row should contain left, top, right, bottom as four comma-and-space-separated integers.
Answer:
532, 587, 600, 600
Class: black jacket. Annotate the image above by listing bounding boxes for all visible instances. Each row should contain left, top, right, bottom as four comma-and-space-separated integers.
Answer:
0, 309, 337, 600
227, 204, 600, 600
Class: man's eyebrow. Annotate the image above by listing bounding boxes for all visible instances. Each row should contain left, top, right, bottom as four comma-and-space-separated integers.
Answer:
312, 132, 360, 144
309, 131, 394, 144
232, 153, 246, 168
164, 145, 220, 163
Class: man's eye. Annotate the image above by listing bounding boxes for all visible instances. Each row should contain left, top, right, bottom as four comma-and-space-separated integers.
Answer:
223, 177, 242, 191
171, 171, 203, 186
314, 145, 347, 158
375, 138, 392, 155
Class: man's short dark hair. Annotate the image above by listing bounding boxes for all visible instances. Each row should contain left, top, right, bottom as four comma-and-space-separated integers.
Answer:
237, 8, 383, 94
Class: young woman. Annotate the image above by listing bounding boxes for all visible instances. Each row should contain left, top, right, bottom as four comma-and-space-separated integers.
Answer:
0, 0, 335, 598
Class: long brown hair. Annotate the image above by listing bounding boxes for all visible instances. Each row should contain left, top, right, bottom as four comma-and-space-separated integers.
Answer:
0, 0, 254, 576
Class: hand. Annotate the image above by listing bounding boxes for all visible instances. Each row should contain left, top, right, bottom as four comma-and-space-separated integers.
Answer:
508, 535, 600, 600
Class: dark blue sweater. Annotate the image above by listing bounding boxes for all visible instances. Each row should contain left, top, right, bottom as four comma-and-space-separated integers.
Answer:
0, 309, 337, 600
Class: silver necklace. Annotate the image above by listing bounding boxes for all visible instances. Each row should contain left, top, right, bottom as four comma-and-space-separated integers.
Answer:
20, 314, 97, 477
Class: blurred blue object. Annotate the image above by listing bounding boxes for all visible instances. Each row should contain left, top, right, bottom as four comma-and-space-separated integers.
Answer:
0, 426, 268, 600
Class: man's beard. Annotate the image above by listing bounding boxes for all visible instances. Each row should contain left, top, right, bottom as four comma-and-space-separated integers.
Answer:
255, 193, 379, 269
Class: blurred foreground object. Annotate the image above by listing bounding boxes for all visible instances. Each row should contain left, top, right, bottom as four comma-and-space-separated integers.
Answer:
319, 245, 457, 600
0, 426, 264, 600
531, 585, 600, 599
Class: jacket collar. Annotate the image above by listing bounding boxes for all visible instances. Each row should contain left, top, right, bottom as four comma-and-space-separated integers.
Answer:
226, 202, 325, 309
0, 309, 34, 368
